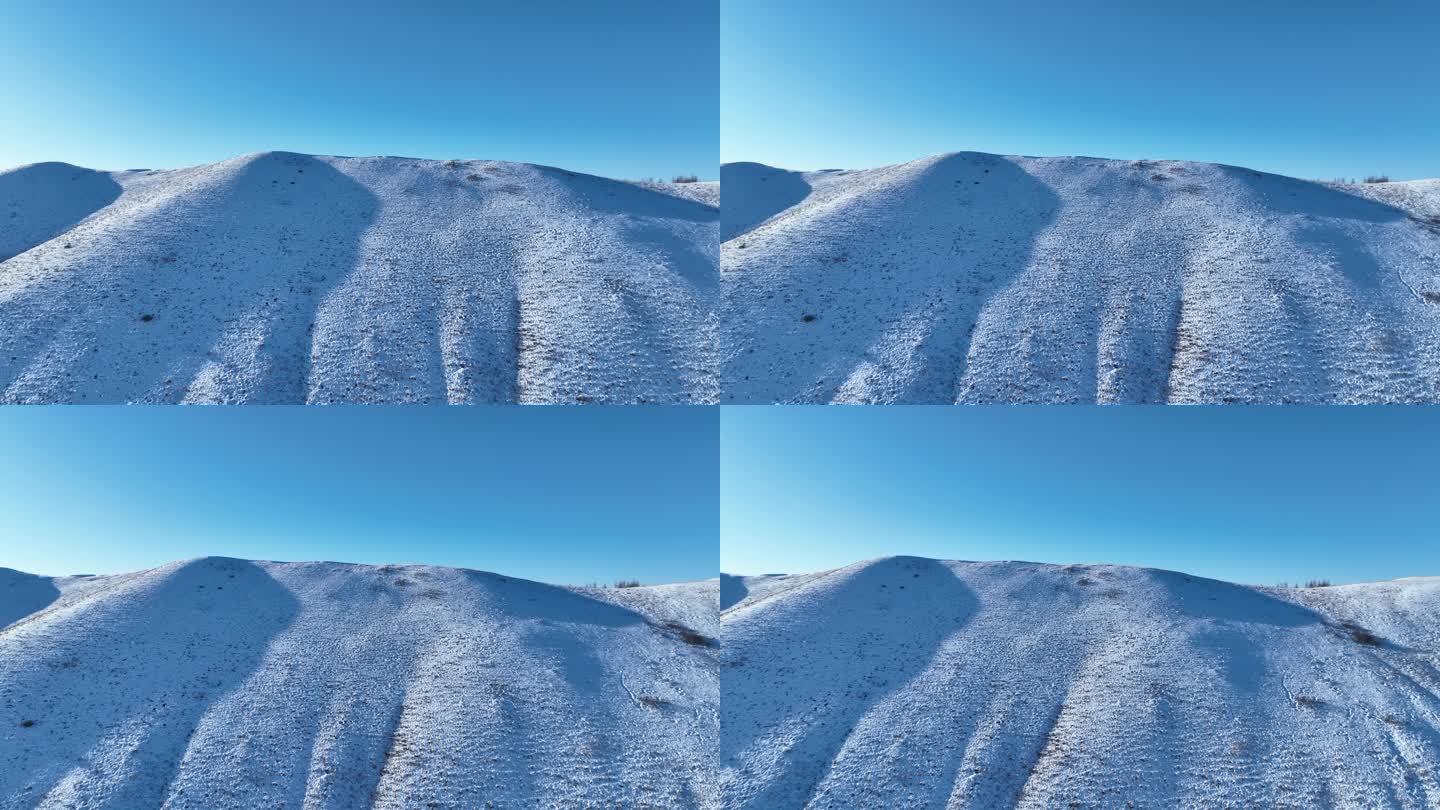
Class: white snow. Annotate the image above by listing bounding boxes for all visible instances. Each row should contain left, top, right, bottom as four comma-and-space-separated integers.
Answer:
0, 557, 719, 808
0, 163, 123, 264
722, 556, 1440, 808
0, 153, 718, 403
0, 567, 109, 629
721, 153, 1440, 403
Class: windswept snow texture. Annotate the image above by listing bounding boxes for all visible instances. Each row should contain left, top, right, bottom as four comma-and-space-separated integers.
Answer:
0, 153, 718, 403
722, 153, 1440, 403
723, 556, 1440, 808
0, 558, 719, 808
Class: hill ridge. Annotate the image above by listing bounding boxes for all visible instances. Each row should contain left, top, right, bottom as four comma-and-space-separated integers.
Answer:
721, 555, 1440, 807
1, 556, 720, 808
0, 152, 718, 404
721, 151, 1440, 404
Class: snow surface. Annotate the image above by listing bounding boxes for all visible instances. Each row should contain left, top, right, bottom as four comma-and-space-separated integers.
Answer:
722, 556, 1440, 808
721, 153, 1440, 403
0, 558, 719, 808
0, 153, 718, 403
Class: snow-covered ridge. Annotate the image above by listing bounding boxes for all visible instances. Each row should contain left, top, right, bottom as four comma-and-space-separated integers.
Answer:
721, 152, 1440, 403
0, 152, 718, 403
722, 556, 1440, 808
1, 557, 719, 808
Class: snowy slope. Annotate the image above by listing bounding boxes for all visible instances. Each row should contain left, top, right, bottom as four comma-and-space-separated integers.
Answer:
722, 556, 1440, 808
721, 153, 1440, 403
0, 558, 719, 808
0, 153, 717, 403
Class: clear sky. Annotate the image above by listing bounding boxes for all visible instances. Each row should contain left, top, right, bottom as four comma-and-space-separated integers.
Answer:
0, 407, 716, 585
723, 407, 1440, 585
0, 0, 717, 180
722, 0, 1440, 180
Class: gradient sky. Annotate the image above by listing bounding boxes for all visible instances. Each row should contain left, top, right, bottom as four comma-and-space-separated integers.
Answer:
723, 0, 1440, 180
0, 0, 717, 180
0, 407, 716, 585
723, 407, 1440, 585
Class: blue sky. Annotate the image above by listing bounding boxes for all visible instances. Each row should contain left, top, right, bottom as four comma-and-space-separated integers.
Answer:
0, 407, 717, 585
723, 407, 1440, 585
0, 0, 717, 179
723, 0, 1440, 180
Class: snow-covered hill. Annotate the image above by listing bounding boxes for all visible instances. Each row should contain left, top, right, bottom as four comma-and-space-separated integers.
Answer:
0, 558, 718, 808
721, 154, 1440, 403
722, 556, 1440, 808
0, 153, 718, 403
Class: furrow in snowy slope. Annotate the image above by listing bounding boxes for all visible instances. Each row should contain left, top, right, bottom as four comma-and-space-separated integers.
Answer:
722, 556, 1440, 808
721, 152, 1440, 404
0, 558, 719, 808
0, 152, 718, 404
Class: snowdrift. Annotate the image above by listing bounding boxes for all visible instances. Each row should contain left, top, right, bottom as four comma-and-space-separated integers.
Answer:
721, 154, 1440, 403
0, 558, 719, 808
0, 153, 718, 403
722, 556, 1440, 808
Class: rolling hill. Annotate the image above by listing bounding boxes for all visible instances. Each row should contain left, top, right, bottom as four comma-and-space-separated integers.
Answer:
722, 556, 1440, 808
721, 154, 1440, 403
0, 153, 718, 403
0, 558, 719, 808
